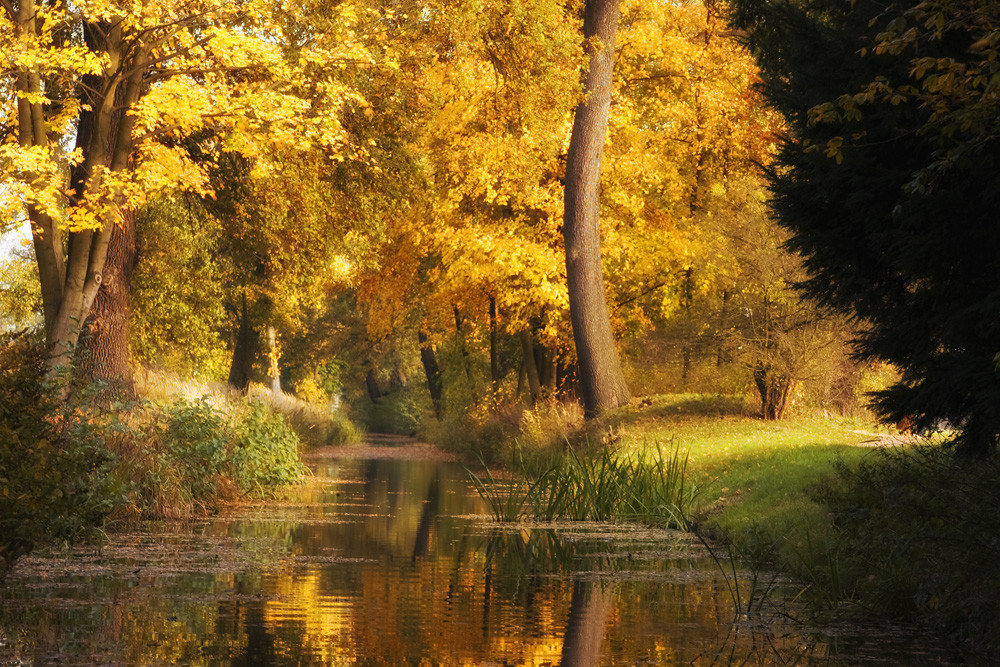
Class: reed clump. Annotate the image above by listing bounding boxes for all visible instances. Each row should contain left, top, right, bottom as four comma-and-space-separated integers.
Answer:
469, 440, 694, 529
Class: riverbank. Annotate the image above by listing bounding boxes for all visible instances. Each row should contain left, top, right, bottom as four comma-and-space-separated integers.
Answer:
0, 441, 972, 665
566, 394, 996, 657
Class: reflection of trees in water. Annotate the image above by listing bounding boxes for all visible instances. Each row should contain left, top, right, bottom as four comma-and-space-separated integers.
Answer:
411, 475, 441, 561
561, 579, 615, 667
1, 458, 950, 665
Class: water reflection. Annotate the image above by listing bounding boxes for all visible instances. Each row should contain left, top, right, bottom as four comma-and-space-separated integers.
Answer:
0, 454, 970, 665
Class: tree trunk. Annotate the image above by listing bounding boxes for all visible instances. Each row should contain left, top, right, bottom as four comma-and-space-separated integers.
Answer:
418, 330, 444, 419
267, 325, 282, 396
79, 207, 137, 395
228, 293, 258, 391
454, 305, 475, 389
753, 363, 793, 420
717, 289, 730, 366
680, 267, 694, 383
520, 331, 542, 404
489, 296, 501, 393
365, 367, 384, 403
563, 0, 631, 418
20, 16, 148, 385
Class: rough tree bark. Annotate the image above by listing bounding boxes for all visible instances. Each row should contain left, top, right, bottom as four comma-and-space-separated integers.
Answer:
14, 9, 147, 385
563, 0, 631, 418
79, 208, 136, 393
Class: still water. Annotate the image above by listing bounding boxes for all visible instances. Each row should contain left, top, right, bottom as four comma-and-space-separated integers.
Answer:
0, 447, 968, 665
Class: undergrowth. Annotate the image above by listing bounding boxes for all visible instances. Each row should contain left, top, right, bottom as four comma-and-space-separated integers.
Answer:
1, 342, 316, 577
120, 396, 309, 518
819, 446, 1000, 652
0, 337, 126, 577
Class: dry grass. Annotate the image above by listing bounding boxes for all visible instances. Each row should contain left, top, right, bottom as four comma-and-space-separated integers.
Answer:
134, 368, 362, 448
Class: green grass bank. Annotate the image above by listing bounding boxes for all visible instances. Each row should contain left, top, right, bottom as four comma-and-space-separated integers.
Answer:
599, 395, 997, 656
461, 393, 997, 656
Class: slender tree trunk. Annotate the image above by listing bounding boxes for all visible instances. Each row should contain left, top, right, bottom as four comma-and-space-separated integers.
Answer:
267, 326, 282, 396
538, 344, 557, 393
520, 331, 542, 404
563, 0, 631, 418
418, 330, 444, 419
454, 305, 475, 388
489, 296, 501, 393
717, 289, 730, 366
753, 363, 793, 420
680, 267, 694, 383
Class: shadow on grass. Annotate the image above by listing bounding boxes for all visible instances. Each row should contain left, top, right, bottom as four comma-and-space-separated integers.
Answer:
577, 394, 750, 439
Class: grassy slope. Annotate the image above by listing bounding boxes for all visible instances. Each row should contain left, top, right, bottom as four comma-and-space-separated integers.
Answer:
592, 394, 885, 582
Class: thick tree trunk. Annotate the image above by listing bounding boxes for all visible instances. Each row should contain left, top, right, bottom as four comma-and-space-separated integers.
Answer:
20, 16, 148, 385
418, 330, 444, 419
563, 0, 631, 418
79, 208, 137, 394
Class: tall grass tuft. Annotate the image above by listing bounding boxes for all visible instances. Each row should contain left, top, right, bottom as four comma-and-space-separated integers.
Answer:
466, 449, 540, 522
469, 440, 694, 528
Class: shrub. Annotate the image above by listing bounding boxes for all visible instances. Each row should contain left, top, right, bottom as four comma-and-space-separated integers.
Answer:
129, 396, 310, 513
228, 399, 309, 492
427, 397, 583, 463
0, 336, 127, 578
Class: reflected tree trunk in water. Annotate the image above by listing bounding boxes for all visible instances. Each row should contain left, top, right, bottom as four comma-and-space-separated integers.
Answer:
560, 579, 614, 666
411, 476, 440, 562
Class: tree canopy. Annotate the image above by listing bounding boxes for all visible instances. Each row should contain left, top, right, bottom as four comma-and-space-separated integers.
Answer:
728, 0, 1000, 454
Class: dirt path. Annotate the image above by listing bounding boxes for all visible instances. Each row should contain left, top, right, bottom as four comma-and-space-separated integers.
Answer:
304, 433, 460, 462
848, 430, 922, 447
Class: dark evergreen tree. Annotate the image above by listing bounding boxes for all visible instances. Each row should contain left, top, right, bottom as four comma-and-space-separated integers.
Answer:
728, 0, 1000, 456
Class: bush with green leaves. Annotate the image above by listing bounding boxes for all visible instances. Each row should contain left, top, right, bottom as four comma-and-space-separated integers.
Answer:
229, 399, 309, 492
0, 336, 127, 578
137, 396, 309, 510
